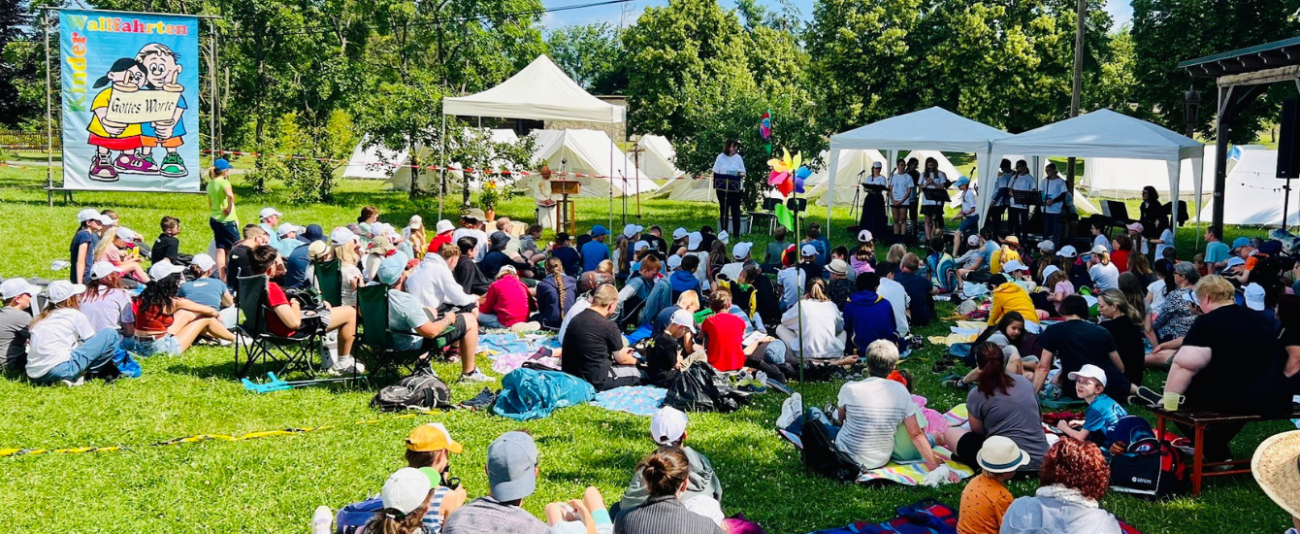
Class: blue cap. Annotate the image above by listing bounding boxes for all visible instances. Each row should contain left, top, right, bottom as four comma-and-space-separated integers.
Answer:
590, 225, 609, 237
214, 158, 232, 171
1231, 237, 1251, 249
954, 176, 970, 187
378, 251, 410, 286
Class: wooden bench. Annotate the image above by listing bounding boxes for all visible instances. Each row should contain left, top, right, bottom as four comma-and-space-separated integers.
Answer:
1152, 406, 1300, 496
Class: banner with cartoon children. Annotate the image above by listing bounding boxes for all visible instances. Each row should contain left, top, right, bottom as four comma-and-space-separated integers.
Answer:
60, 10, 201, 192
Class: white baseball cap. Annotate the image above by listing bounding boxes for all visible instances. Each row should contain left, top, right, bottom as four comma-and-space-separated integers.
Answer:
435, 219, 455, 234
633, 241, 650, 254
687, 232, 703, 251
99, 214, 116, 226
90, 260, 125, 280
801, 244, 818, 257
857, 229, 874, 243
149, 259, 187, 280
650, 406, 689, 446
673, 227, 688, 240
408, 215, 423, 230
1041, 265, 1061, 281
732, 242, 754, 260
1224, 257, 1246, 270
623, 223, 644, 238
967, 235, 980, 246
667, 255, 683, 270
381, 467, 433, 518
276, 223, 301, 237
1002, 260, 1028, 273
1067, 364, 1108, 387
1090, 244, 1109, 255
1057, 245, 1078, 258
259, 207, 283, 221
44, 280, 86, 304
717, 230, 730, 244
0, 279, 38, 300
1245, 282, 1267, 311
330, 227, 359, 246
192, 254, 216, 273
1038, 240, 1055, 253
670, 308, 696, 333
114, 227, 139, 242
76, 208, 101, 223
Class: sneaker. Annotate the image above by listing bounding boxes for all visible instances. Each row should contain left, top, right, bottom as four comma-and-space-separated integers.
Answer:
327, 356, 365, 376
460, 368, 495, 383
1131, 386, 1162, 408
89, 153, 119, 182
509, 321, 541, 333
136, 150, 156, 167
312, 505, 333, 534
114, 153, 160, 175
60, 376, 85, 387
159, 152, 188, 178
776, 392, 802, 429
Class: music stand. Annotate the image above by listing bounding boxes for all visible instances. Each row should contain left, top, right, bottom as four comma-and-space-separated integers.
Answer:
552, 180, 580, 235
921, 188, 951, 203
861, 184, 889, 193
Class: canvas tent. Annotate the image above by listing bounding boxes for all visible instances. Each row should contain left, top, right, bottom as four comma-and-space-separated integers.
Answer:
343, 130, 520, 193
806, 149, 885, 206
442, 54, 626, 224
649, 177, 717, 202
1081, 146, 1215, 198
825, 107, 1012, 228
515, 129, 658, 199
1195, 145, 1299, 226
987, 109, 1204, 227
633, 135, 684, 180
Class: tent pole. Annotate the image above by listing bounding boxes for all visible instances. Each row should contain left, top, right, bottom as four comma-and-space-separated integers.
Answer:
609, 122, 614, 232
439, 114, 446, 221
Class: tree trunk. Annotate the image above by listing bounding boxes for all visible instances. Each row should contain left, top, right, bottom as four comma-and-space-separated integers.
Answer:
409, 130, 422, 201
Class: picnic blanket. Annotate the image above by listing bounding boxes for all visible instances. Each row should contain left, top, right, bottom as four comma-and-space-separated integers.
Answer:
927, 333, 977, 347
856, 446, 974, 486
591, 386, 667, 416
808, 499, 958, 534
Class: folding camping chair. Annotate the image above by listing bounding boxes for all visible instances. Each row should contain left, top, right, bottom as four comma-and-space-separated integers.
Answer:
356, 284, 459, 380
234, 275, 325, 378
313, 259, 343, 307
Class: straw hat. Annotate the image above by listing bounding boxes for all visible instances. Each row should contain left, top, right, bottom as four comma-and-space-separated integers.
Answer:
1252, 430, 1300, 519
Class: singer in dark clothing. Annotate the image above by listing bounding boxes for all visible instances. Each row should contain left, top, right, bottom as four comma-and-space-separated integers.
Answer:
712, 140, 746, 235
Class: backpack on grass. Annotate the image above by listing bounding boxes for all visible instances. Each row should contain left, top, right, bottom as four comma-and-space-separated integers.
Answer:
1108, 416, 1185, 501
370, 373, 451, 412
800, 409, 859, 483
335, 497, 382, 534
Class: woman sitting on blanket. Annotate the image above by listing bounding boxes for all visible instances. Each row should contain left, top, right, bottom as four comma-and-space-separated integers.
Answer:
943, 342, 1049, 473
945, 312, 1040, 389
831, 340, 946, 473
1000, 438, 1121, 534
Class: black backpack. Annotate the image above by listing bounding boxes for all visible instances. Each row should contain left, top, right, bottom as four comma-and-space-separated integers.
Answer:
371, 373, 451, 412
800, 408, 860, 482
1109, 440, 1185, 500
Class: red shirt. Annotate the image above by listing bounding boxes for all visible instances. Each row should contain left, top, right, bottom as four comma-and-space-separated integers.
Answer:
135, 304, 174, 333
427, 232, 453, 254
265, 282, 296, 337
481, 275, 531, 327
701, 313, 746, 372
1111, 249, 1130, 273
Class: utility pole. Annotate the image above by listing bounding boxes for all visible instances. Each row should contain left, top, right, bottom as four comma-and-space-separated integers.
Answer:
1066, 0, 1086, 195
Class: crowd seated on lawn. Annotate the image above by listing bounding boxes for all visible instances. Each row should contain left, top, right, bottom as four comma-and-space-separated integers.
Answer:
20, 157, 1300, 534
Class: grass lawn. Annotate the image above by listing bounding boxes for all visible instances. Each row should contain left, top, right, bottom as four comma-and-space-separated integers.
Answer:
0, 163, 1294, 533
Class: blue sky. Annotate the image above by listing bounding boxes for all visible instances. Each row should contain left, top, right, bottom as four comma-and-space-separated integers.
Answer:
542, 0, 1133, 30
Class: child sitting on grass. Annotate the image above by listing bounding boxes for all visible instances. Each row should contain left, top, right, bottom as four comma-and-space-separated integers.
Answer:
644, 309, 696, 389
1055, 364, 1127, 447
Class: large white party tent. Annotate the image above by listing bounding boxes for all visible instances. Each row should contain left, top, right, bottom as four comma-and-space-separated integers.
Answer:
1195, 145, 1300, 226
825, 107, 1012, 228
1081, 145, 1216, 198
986, 109, 1204, 227
442, 54, 626, 223
514, 129, 659, 199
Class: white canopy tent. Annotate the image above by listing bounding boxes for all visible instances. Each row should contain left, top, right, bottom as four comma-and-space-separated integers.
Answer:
515, 129, 659, 198
825, 107, 1012, 228
633, 135, 684, 180
986, 109, 1204, 227
441, 54, 626, 225
1195, 146, 1300, 226
1081, 146, 1215, 198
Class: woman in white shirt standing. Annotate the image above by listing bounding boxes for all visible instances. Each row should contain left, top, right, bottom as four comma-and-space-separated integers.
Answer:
888, 159, 914, 241
988, 159, 1015, 235
534, 165, 559, 232
711, 140, 746, 236
1008, 160, 1037, 239
919, 157, 949, 240
26, 280, 123, 386
858, 161, 890, 241
776, 278, 846, 361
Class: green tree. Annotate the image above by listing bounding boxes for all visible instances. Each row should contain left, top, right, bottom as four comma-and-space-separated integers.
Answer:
0, 0, 35, 128
546, 23, 626, 94
1131, 0, 1300, 142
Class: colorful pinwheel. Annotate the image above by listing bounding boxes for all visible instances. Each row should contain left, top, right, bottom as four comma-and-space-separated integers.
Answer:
767, 148, 810, 197
760, 110, 772, 154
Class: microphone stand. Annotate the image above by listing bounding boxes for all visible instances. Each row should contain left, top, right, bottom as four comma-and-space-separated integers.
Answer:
619, 171, 629, 227
849, 169, 865, 228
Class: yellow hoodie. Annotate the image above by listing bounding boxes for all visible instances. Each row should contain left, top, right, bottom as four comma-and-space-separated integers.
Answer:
989, 282, 1039, 326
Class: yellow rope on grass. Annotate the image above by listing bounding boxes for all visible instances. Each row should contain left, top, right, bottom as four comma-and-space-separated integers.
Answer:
0, 412, 427, 459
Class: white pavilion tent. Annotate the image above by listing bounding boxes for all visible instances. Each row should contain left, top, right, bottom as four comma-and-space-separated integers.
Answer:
1195, 145, 1300, 226
1081, 145, 1216, 198
986, 109, 1204, 227
442, 54, 626, 224
825, 107, 1012, 228
514, 129, 659, 198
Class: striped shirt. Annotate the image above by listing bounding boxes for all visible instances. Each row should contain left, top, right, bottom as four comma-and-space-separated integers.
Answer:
613, 496, 725, 534
835, 377, 917, 470
422, 486, 451, 533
